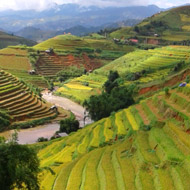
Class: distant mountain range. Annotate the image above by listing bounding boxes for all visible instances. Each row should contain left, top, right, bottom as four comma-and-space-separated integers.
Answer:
14, 19, 142, 42
0, 4, 164, 41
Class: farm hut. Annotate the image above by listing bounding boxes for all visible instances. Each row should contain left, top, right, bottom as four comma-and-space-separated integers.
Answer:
50, 105, 58, 112
28, 70, 36, 75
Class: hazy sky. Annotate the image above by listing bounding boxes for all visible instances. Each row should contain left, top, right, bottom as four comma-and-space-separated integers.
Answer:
0, 0, 189, 11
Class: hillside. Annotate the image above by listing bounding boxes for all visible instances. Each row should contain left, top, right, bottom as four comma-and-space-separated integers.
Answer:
0, 70, 61, 128
0, 47, 47, 88
56, 45, 190, 103
110, 6, 190, 44
0, 31, 36, 49
33, 34, 135, 77
37, 84, 190, 189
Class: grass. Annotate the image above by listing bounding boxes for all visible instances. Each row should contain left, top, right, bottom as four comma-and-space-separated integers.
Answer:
136, 131, 159, 164
37, 78, 190, 189
97, 151, 106, 190
125, 108, 139, 130
83, 148, 103, 190
0, 70, 57, 127
104, 118, 114, 142
66, 153, 89, 190
115, 111, 127, 136
112, 150, 126, 190
56, 45, 190, 103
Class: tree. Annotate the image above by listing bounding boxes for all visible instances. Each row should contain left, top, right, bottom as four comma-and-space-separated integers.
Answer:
0, 136, 40, 190
83, 85, 135, 121
60, 114, 79, 134
104, 71, 120, 93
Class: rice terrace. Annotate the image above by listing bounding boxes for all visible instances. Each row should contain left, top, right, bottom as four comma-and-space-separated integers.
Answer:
1, 1, 190, 190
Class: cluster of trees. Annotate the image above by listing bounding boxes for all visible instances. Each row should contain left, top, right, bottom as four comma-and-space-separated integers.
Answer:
60, 113, 79, 134
57, 66, 85, 82
83, 71, 136, 121
0, 133, 40, 190
134, 21, 167, 36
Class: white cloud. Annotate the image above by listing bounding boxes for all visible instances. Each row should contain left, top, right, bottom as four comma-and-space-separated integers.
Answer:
0, 0, 189, 11
0, 0, 54, 11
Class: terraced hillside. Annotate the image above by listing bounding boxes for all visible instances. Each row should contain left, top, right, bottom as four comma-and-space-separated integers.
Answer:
36, 52, 102, 77
0, 70, 57, 127
37, 84, 190, 189
55, 45, 190, 103
0, 47, 47, 88
34, 34, 135, 60
110, 6, 190, 44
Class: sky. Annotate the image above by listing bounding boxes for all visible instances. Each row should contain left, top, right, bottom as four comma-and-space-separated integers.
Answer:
0, 0, 189, 11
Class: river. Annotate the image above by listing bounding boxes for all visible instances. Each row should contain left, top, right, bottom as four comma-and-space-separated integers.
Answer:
0, 93, 92, 144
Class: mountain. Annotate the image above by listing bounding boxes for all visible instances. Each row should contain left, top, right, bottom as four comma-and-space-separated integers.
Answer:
0, 4, 163, 32
15, 18, 141, 42
0, 30, 36, 49
110, 5, 190, 44
15, 27, 56, 42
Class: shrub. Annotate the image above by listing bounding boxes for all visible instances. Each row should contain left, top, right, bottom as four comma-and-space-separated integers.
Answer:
57, 66, 84, 82
186, 76, 190, 83
0, 110, 11, 132
0, 139, 40, 189
164, 87, 169, 96
37, 137, 48, 142
60, 114, 79, 134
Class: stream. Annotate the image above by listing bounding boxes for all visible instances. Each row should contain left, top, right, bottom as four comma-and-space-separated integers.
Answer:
0, 93, 92, 144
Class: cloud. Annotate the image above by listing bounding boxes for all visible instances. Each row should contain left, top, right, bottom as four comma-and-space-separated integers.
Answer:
0, 0, 54, 11
54, 0, 150, 7
0, 0, 189, 11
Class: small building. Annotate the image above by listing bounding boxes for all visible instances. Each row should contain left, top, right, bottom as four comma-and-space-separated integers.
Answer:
28, 70, 36, 75
129, 39, 139, 44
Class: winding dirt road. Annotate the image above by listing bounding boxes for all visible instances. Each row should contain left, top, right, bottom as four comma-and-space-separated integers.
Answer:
42, 92, 92, 126
0, 93, 92, 144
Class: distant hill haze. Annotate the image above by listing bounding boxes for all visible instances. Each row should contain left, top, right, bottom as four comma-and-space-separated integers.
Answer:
15, 19, 142, 42
0, 4, 163, 33
0, 31, 36, 49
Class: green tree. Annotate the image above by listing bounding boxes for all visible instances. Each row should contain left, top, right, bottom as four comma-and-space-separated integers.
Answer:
104, 71, 120, 93
83, 85, 135, 121
0, 133, 40, 190
60, 114, 79, 134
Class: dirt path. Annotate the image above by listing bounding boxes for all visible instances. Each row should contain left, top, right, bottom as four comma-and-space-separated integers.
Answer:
42, 92, 92, 126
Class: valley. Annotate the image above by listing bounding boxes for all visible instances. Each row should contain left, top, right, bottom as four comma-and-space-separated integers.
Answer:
1, 3, 190, 190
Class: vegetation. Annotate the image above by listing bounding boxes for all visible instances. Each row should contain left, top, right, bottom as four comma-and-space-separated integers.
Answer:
0, 70, 58, 129
0, 133, 40, 190
0, 110, 11, 131
0, 31, 36, 49
57, 66, 85, 82
60, 114, 79, 134
110, 6, 190, 44
83, 72, 135, 121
